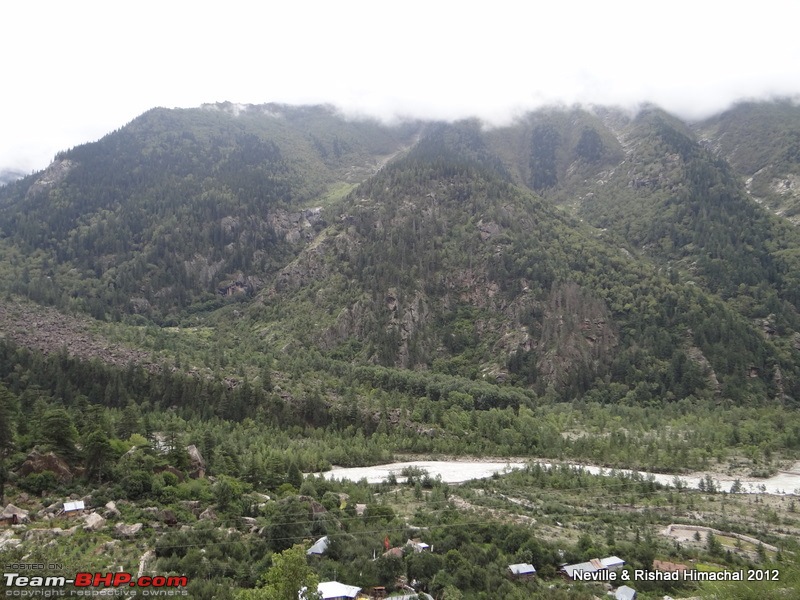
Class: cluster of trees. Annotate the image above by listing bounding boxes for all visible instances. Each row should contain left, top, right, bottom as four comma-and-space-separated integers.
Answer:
2, 333, 798, 510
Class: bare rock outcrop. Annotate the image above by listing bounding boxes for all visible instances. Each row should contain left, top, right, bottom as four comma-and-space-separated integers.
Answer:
268, 207, 323, 244
385, 289, 430, 367
186, 445, 206, 479
199, 507, 217, 521
536, 282, 618, 388
0, 298, 154, 370
17, 450, 73, 483
25, 159, 74, 198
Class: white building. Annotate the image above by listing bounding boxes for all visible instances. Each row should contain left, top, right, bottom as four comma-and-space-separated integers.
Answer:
317, 580, 361, 600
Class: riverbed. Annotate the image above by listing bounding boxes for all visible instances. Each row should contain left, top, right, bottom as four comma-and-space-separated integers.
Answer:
316, 459, 800, 495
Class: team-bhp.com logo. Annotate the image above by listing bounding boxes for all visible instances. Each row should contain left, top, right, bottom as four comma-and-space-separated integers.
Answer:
4, 572, 188, 596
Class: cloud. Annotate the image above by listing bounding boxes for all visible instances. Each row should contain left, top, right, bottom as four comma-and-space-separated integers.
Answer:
2, 0, 799, 172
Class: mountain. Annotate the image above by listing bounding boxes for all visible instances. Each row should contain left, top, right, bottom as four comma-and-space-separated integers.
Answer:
695, 100, 800, 225
481, 104, 800, 308
1, 101, 798, 406
0, 103, 422, 321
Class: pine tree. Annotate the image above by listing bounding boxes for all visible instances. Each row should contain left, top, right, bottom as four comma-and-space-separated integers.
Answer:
84, 430, 113, 482
40, 407, 80, 463
287, 461, 303, 490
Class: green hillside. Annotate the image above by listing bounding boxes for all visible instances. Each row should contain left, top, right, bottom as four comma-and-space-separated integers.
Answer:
0, 103, 420, 322
695, 100, 800, 224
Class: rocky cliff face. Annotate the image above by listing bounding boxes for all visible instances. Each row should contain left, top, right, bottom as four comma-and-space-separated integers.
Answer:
24, 159, 74, 198
536, 282, 617, 389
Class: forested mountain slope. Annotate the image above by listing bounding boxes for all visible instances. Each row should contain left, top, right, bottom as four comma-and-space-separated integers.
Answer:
695, 100, 800, 224
0, 103, 421, 322
245, 118, 800, 404
0, 101, 798, 406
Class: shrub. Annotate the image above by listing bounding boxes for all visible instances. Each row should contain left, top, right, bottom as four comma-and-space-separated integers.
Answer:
18, 471, 58, 495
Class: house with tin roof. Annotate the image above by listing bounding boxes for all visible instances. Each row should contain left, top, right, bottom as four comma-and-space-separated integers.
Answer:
561, 556, 625, 579
317, 581, 362, 600
508, 563, 536, 579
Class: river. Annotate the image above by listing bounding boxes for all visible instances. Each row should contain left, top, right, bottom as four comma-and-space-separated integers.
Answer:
316, 459, 800, 495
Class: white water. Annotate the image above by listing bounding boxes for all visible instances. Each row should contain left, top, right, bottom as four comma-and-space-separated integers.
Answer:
316, 459, 800, 495
317, 461, 524, 485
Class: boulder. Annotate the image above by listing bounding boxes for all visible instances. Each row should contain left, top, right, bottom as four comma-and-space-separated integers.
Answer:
179, 500, 201, 515
199, 507, 217, 521
2, 504, 29, 523
105, 501, 121, 518
98, 540, 118, 554
0, 538, 21, 551
39, 500, 63, 517
83, 513, 106, 532
154, 465, 185, 482
115, 523, 143, 537
17, 449, 72, 483
298, 496, 326, 515
23, 526, 77, 540
186, 445, 206, 478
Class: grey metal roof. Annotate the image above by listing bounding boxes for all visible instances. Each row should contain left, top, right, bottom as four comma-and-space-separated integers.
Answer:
508, 563, 536, 575
616, 585, 637, 600
306, 536, 329, 555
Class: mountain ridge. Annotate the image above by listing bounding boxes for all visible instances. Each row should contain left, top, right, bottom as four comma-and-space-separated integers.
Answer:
0, 100, 798, 405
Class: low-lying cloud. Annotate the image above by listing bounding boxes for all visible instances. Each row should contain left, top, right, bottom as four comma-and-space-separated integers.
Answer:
2, 0, 799, 173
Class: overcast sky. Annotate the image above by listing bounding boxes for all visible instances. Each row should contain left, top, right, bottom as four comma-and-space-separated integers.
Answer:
2, 0, 799, 174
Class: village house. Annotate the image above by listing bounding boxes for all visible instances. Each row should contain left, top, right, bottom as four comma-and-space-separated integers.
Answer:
62, 500, 85, 515
306, 535, 329, 556
316, 580, 363, 600
507, 562, 536, 579
406, 538, 430, 552
561, 555, 625, 579
615, 584, 637, 600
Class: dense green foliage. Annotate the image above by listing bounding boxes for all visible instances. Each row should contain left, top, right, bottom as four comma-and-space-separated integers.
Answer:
0, 104, 419, 322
